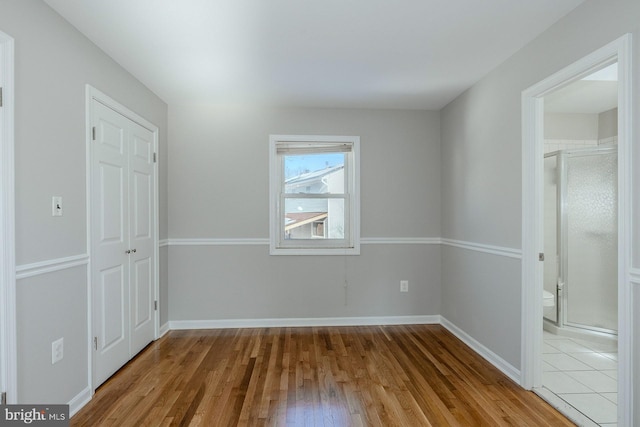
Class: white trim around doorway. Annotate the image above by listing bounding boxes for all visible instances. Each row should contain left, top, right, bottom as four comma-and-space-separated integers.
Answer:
521, 33, 633, 425
0, 29, 16, 404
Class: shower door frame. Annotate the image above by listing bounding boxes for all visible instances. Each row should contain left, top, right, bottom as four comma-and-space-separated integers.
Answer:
521, 33, 633, 426
543, 150, 564, 327
544, 147, 618, 336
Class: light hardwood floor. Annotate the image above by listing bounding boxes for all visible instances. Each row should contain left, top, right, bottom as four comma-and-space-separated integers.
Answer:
71, 325, 574, 426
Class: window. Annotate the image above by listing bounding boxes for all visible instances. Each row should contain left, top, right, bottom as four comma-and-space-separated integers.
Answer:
311, 219, 326, 238
269, 135, 360, 255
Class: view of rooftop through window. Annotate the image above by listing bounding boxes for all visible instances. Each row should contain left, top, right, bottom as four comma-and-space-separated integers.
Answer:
284, 153, 344, 180
270, 135, 359, 253
282, 152, 346, 240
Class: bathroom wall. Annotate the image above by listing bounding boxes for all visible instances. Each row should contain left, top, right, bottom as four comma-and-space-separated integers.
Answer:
544, 112, 598, 153
544, 109, 619, 153
545, 112, 599, 140
598, 108, 618, 144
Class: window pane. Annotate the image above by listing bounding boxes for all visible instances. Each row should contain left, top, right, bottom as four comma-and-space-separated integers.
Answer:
284, 198, 345, 239
284, 153, 345, 194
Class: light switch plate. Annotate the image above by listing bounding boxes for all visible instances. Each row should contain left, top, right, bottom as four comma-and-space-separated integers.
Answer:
400, 280, 409, 292
52, 196, 63, 216
52, 337, 64, 364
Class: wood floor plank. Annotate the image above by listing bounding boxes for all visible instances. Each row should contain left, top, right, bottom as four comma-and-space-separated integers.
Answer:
71, 325, 575, 426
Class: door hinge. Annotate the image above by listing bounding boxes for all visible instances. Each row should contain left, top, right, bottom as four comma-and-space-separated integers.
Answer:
0, 87, 3, 107
154, 300, 158, 311
1, 391, 6, 405
538, 253, 545, 261
92, 126, 96, 141
153, 152, 157, 163
93, 336, 98, 351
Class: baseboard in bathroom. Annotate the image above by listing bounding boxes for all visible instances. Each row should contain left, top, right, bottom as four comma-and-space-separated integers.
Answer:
543, 319, 617, 345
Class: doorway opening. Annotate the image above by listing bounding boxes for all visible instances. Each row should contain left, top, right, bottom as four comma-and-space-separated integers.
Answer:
541, 61, 618, 425
521, 34, 632, 426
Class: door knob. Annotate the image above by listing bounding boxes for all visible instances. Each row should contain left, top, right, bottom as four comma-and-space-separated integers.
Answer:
132, 249, 137, 253
125, 250, 131, 254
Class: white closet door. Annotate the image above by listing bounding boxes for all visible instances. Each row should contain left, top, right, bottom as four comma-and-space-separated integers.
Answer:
128, 123, 155, 355
91, 99, 156, 387
91, 101, 131, 386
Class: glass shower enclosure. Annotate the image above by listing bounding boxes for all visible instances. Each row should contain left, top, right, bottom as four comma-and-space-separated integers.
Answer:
543, 146, 618, 335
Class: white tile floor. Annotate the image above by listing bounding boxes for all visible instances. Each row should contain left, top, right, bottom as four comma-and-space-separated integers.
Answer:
543, 331, 618, 426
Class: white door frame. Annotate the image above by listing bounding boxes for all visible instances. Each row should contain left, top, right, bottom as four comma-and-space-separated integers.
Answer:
85, 85, 160, 391
521, 34, 633, 425
0, 29, 16, 404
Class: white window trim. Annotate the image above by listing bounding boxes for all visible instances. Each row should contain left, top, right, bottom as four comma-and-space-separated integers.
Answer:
269, 135, 360, 255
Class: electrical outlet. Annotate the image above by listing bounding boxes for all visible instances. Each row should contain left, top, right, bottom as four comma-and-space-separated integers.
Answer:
52, 337, 64, 364
52, 196, 63, 217
400, 280, 409, 292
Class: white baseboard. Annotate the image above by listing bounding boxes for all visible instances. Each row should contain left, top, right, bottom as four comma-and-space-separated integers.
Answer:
68, 386, 92, 417
158, 322, 170, 338
440, 317, 520, 384
169, 315, 440, 330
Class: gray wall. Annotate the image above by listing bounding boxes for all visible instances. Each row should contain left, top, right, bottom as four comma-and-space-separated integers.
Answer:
440, 0, 640, 420
168, 106, 442, 320
16, 268, 87, 404
169, 245, 441, 320
544, 112, 599, 140
440, 247, 521, 367
0, 0, 168, 404
598, 107, 618, 140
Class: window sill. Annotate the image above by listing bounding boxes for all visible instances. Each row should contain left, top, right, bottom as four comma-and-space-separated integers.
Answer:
269, 246, 360, 256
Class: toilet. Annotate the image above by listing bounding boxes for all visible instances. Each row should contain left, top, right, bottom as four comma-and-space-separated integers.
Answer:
543, 290, 556, 318
543, 290, 555, 307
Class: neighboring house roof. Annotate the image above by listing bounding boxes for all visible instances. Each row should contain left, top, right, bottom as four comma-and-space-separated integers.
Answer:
285, 165, 344, 188
284, 198, 329, 214
284, 165, 341, 231
284, 212, 328, 231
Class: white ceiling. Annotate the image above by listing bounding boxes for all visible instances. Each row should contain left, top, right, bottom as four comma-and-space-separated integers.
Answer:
43, 0, 584, 109
545, 63, 618, 114
544, 80, 618, 114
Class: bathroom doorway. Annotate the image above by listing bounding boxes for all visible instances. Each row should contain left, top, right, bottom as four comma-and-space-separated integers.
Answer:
541, 62, 619, 426
521, 34, 632, 427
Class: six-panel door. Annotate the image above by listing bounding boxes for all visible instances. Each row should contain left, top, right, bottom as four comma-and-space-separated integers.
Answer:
91, 100, 155, 388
